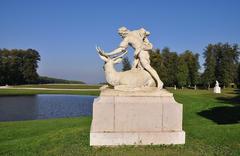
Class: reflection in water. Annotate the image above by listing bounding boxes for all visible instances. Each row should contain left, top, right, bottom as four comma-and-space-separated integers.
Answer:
0, 94, 95, 121
0, 96, 38, 121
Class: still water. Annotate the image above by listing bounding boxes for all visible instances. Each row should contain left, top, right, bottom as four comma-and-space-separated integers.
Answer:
0, 94, 95, 122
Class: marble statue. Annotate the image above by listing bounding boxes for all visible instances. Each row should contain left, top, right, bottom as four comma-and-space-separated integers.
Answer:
90, 27, 185, 146
214, 80, 221, 93
97, 47, 156, 90
97, 27, 163, 89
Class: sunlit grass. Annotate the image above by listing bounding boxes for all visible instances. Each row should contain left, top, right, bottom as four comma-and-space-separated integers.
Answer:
0, 88, 239, 155
0, 89, 99, 96
12, 84, 102, 89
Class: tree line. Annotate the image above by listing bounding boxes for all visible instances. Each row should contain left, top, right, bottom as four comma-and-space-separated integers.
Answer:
38, 76, 85, 84
0, 49, 40, 85
149, 48, 200, 88
122, 43, 240, 88
1, 43, 240, 87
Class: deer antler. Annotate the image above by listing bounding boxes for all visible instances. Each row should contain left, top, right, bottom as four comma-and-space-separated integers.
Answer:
96, 46, 108, 57
112, 50, 128, 61
96, 45, 127, 60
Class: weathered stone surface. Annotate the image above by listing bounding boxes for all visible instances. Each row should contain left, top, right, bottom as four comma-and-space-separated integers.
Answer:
114, 96, 162, 132
91, 97, 114, 132
90, 132, 185, 146
163, 102, 183, 131
100, 87, 173, 97
90, 88, 185, 146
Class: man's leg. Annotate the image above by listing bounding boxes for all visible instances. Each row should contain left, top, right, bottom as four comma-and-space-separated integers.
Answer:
132, 59, 139, 69
139, 52, 163, 89
144, 64, 163, 89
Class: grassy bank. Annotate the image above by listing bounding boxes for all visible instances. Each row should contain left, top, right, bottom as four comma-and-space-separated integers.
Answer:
0, 88, 239, 155
0, 84, 101, 96
0, 89, 99, 96
12, 84, 102, 89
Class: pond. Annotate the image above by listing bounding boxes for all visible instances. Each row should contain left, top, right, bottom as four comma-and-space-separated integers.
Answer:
0, 94, 95, 122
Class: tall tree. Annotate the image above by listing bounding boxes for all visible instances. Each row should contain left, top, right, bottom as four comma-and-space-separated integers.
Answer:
219, 43, 239, 87
202, 44, 217, 87
0, 49, 3, 84
0, 48, 40, 85
150, 49, 167, 84
161, 47, 178, 86
202, 43, 240, 87
181, 50, 200, 86
238, 64, 240, 86
177, 54, 189, 88
122, 57, 131, 71
22, 49, 40, 84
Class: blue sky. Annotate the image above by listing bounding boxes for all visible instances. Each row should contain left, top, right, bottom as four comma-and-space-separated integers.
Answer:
0, 0, 240, 84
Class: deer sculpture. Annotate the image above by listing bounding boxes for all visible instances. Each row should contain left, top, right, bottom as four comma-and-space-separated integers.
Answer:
96, 47, 156, 89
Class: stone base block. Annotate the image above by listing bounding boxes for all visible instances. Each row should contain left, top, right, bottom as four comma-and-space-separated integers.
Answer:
90, 131, 185, 146
90, 88, 185, 146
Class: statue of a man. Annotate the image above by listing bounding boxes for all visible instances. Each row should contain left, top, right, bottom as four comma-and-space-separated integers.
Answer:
99, 27, 163, 89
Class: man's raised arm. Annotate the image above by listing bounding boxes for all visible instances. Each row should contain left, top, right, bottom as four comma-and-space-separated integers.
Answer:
104, 47, 126, 56
100, 38, 128, 56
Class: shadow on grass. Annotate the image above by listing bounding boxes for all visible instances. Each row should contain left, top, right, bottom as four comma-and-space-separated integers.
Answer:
198, 106, 240, 124
198, 89, 240, 125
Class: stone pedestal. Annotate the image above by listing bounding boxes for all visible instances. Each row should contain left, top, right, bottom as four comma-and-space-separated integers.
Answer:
90, 88, 185, 146
214, 86, 221, 93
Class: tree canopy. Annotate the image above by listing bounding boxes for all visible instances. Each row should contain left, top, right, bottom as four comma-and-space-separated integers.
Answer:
122, 57, 131, 71
0, 49, 40, 85
150, 48, 200, 88
149, 43, 240, 88
202, 43, 240, 87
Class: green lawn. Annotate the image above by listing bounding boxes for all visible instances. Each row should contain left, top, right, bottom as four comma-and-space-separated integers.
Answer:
12, 84, 102, 89
0, 88, 239, 156
0, 89, 99, 96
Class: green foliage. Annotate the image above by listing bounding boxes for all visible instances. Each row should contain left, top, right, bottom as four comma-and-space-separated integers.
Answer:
150, 48, 199, 87
150, 49, 167, 83
203, 43, 240, 87
181, 50, 200, 86
161, 48, 178, 86
202, 44, 216, 87
177, 54, 189, 87
13, 84, 100, 89
0, 49, 40, 85
150, 43, 239, 88
0, 88, 99, 96
122, 57, 131, 71
238, 64, 240, 86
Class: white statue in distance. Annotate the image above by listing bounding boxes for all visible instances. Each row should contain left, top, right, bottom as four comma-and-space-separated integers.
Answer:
96, 27, 163, 90
214, 80, 221, 93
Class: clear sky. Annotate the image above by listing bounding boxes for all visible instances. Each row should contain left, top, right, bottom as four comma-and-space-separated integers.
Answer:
1, 0, 240, 84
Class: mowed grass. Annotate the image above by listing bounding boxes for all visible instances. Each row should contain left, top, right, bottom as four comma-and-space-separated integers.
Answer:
0, 89, 99, 96
0, 88, 239, 156
12, 84, 102, 89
